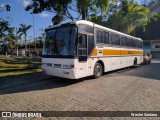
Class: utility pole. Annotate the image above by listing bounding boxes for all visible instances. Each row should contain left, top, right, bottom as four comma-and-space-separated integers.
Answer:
16, 28, 18, 56
31, 13, 36, 54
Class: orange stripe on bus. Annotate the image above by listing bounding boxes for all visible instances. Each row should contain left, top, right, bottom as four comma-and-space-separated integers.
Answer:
103, 49, 120, 55
91, 49, 143, 56
91, 49, 97, 56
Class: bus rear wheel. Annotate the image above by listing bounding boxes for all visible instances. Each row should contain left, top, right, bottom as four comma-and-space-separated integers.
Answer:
133, 58, 137, 67
94, 63, 103, 78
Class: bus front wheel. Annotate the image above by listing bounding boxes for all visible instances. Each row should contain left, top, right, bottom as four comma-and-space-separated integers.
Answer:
94, 63, 103, 78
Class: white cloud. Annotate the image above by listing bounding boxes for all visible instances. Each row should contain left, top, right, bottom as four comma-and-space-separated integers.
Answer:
23, 0, 31, 7
0, 3, 6, 8
40, 13, 50, 17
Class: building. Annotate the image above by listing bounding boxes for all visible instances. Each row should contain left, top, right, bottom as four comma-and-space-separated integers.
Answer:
150, 40, 160, 58
143, 40, 151, 53
14, 48, 43, 57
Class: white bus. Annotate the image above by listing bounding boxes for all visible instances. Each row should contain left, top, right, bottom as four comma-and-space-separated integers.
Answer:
42, 20, 143, 79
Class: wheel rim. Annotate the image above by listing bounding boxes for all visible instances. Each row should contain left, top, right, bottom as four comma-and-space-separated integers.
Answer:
95, 64, 102, 77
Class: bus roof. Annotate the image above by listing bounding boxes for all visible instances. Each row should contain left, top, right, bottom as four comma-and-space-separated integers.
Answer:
45, 20, 142, 41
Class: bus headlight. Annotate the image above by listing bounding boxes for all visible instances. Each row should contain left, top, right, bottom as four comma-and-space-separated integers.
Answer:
62, 64, 74, 69
63, 64, 70, 68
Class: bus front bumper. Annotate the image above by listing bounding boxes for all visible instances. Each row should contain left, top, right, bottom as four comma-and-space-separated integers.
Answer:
42, 67, 79, 79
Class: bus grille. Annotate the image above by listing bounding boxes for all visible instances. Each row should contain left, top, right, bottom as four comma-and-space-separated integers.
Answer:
54, 64, 61, 68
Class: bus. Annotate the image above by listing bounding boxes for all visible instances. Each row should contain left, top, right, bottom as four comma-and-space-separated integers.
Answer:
42, 20, 143, 79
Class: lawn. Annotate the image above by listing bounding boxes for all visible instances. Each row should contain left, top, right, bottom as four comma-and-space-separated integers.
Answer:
0, 59, 42, 77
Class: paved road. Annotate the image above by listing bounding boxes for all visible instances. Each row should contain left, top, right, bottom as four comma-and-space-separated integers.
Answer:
0, 59, 160, 120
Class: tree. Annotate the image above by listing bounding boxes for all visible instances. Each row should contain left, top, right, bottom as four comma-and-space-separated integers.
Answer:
0, 18, 10, 39
76, 0, 111, 20
3, 27, 16, 50
98, 0, 150, 35
135, 0, 160, 40
18, 24, 32, 56
25, 0, 116, 24
121, 0, 150, 34
0, 18, 15, 54
25, 0, 72, 25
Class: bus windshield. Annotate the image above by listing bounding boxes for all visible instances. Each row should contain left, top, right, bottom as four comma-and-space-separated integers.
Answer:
43, 25, 77, 56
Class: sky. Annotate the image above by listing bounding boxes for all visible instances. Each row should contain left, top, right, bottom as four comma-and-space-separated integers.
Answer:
0, 0, 54, 41
0, 0, 141, 41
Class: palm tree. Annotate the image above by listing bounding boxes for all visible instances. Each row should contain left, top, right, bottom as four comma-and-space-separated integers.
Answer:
105, 0, 150, 35
121, 0, 150, 34
18, 24, 32, 56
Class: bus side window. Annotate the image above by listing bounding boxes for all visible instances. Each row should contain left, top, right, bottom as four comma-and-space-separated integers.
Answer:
111, 34, 120, 45
128, 38, 132, 47
116, 35, 120, 45
121, 37, 127, 46
97, 30, 103, 43
137, 41, 142, 48
133, 39, 136, 47
130, 39, 134, 47
104, 32, 109, 44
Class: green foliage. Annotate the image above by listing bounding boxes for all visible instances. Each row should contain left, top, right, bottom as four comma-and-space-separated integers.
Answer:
25, 0, 114, 23
121, 0, 150, 34
18, 24, 32, 37
0, 19, 17, 53
18, 24, 32, 56
91, 0, 150, 35
25, 0, 72, 24
0, 18, 10, 38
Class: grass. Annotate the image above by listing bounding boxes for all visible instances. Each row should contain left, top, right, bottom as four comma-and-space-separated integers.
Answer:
0, 59, 42, 77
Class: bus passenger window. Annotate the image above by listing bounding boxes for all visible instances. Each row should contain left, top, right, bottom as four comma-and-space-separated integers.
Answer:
104, 32, 109, 44
133, 40, 137, 47
121, 37, 127, 46
111, 34, 120, 45
97, 30, 104, 43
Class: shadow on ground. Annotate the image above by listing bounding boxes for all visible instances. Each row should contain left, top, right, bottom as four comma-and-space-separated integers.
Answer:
0, 72, 93, 95
116, 63, 160, 81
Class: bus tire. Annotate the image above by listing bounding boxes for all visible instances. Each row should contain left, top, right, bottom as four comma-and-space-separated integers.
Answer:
133, 58, 137, 67
93, 63, 103, 78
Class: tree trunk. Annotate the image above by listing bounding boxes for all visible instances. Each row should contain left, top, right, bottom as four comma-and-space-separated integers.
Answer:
16, 40, 18, 56
5, 51, 8, 62
25, 36, 27, 56
82, 7, 88, 20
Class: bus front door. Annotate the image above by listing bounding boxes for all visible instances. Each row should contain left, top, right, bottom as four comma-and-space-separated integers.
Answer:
77, 34, 88, 78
